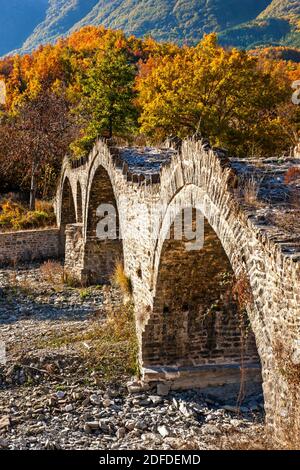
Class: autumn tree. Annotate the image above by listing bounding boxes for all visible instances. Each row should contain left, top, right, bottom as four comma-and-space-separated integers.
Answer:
0, 89, 77, 209
136, 34, 298, 157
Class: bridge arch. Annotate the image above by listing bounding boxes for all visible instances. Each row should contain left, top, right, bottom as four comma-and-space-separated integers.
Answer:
60, 175, 76, 228
76, 181, 83, 223
83, 160, 123, 284
57, 139, 300, 445
142, 183, 262, 394
58, 175, 77, 255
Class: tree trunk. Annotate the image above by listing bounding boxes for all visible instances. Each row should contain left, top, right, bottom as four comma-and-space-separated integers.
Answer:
108, 115, 113, 139
29, 162, 36, 211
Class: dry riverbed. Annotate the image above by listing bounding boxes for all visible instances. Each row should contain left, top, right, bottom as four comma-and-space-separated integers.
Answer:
0, 263, 269, 450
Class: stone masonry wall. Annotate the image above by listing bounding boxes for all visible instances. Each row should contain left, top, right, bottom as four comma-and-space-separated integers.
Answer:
0, 228, 60, 265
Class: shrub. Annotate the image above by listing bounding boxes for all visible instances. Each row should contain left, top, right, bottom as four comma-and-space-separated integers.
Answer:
0, 198, 55, 231
40, 261, 64, 285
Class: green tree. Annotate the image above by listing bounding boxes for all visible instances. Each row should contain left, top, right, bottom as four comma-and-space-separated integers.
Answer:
72, 48, 138, 156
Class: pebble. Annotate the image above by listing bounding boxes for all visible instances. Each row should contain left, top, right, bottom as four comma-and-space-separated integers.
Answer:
157, 383, 170, 396
157, 425, 170, 438
0, 263, 265, 450
89, 394, 101, 406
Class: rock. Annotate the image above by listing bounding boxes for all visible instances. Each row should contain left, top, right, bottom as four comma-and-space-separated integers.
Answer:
205, 414, 214, 422
99, 420, 110, 433
65, 404, 73, 412
201, 424, 222, 435
102, 398, 112, 408
149, 395, 163, 405
0, 438, 8, 449
157, 425, 170, 438
82, 396, 90, 406
125, 420, 135, 431
90, 394, 101, 406
230, 419, 243, 427
135, 420, 147, 431
172, 398, 179, 409
116, 428, 126, 439
44, 440, 60, 450
156, 383, 170, 396
84, 421, 99, 433
127, 380, 150, 394
179, 402, 191, 418
83, 423, 92, 434
55, 391, 65, 400
0, 416, 10, 431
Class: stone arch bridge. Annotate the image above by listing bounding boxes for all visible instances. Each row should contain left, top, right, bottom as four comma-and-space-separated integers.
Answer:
56, 139, 300, 446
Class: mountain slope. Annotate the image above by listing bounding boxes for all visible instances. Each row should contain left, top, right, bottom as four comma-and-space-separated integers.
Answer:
220, 0, 300, 49
0, 0, 48, 56
21, 0, 99, 53
1, 0, 300, 56
258, 0, 300, 18
70, 0, 271, 44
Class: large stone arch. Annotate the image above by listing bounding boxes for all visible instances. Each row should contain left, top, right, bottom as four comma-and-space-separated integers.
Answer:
142, 183, 262, 396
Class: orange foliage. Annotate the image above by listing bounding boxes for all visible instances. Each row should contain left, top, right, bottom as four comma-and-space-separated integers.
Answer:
285, 167, 300, 184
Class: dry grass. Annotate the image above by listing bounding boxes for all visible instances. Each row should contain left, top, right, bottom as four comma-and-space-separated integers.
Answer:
232, 273, 254, 312
219, 428, 273, 450
112, 260, 132, 297
274, 341, 300, 387
240, 176, 264, 208
63, 271, 82, 288
40, 261, 64, 285
35, 301, 139, 381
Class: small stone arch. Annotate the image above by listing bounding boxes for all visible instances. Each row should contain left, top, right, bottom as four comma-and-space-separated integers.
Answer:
59, 176, 76, 255
76, 181, 83, 223
83, 163, 123, 284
